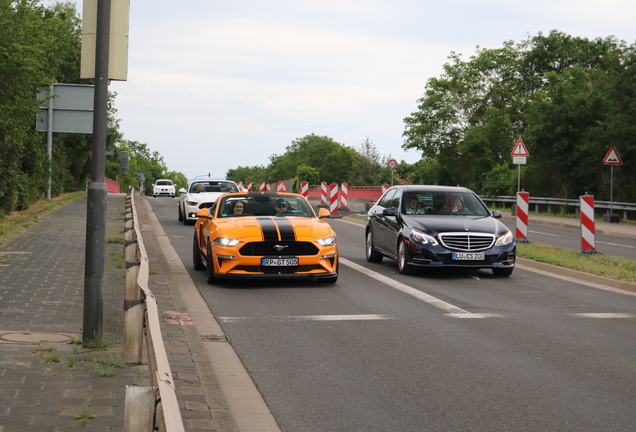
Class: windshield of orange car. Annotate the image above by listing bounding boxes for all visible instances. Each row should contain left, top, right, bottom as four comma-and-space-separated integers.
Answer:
218, 195, 315, 218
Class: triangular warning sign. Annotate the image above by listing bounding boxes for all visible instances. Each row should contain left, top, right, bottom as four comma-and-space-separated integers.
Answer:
511, 139, 529, 156
603, 146, 623, 165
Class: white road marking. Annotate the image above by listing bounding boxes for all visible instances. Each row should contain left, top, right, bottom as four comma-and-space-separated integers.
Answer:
597, 241, 635, 249
219, 314, 392, 323
528, 230, 558, 237
340, 258, 500, 318
570, 313, 634, 319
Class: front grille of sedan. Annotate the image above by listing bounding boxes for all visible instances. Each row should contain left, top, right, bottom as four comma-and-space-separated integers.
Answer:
198, 202, 215, 209
438, 233, 495, 251
239, 241, 319, 256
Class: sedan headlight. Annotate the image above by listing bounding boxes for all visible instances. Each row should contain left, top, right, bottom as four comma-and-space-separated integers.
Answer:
186, 200, 198, 206
317, 236, 337, 246
214, 237, 240, 247
410, 229, 438, 246
495, 230, 514, 246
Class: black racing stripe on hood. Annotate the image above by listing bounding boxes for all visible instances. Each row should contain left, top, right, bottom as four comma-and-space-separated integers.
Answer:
274, 218, 296, 242
258, 218, 279, 241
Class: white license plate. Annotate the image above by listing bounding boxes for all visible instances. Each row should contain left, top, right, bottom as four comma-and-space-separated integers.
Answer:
452, 252, 484, 260
261, 257, 298, 266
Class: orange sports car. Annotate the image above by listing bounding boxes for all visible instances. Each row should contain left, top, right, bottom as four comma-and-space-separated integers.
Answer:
193, 192, 338, 284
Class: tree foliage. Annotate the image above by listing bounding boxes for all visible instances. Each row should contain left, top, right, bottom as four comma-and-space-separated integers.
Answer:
0, 1, 185, 216
403, 31, 636, 201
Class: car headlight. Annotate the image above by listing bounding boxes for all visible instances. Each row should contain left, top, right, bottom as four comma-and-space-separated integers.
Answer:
214, 237, 240, 247
495, 230, 514, 246
186, 200, 198, 206
317, 236, 337, 246
410, 229, 438, 245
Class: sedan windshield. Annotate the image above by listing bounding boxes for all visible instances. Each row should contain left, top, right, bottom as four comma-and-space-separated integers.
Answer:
402, 191, 490, 217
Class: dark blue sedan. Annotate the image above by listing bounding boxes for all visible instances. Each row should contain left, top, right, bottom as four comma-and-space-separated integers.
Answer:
365, 185, 516, 276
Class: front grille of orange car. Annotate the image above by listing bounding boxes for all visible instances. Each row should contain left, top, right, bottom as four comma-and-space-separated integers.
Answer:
232, 265, 325, 273
239, 241, 319, 256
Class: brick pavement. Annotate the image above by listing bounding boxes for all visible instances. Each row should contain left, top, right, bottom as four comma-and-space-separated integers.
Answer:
0, 193, 235, 432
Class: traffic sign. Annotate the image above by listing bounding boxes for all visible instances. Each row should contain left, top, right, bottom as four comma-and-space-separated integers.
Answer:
511, 139, 529, 156
387, 158, 398, 170
603, 146, 623, 165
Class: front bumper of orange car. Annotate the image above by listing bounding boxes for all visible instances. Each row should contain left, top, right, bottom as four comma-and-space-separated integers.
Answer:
209, 243, 338, 280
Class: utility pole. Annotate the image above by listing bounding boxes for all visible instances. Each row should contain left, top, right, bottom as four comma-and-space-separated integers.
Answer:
83, 0, 111, 345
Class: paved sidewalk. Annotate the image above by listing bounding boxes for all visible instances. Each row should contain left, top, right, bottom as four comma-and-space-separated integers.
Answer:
0, 193, 237, 432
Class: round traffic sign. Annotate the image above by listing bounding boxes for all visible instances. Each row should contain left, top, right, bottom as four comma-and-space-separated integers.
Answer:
387, 158, 398, 170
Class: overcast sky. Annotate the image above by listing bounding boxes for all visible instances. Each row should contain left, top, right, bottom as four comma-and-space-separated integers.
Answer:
66, 0, 636, 180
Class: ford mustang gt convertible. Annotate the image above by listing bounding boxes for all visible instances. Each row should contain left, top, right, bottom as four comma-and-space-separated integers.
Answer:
193, 192, 338, 284
365, 185, 516, 276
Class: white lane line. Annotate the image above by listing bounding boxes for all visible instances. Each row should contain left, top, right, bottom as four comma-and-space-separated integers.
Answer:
597, 241, 635, 249
219, 314, 392, 323
340, 258, 500, 318
528, 230, 558, 237
570, 313, 634, 319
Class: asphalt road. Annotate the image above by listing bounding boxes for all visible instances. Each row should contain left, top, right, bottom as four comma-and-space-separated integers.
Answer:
150, 197, 636, 432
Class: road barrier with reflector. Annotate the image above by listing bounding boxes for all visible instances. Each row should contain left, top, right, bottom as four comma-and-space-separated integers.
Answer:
516, 192, 529, 243
580, 195, 596, 254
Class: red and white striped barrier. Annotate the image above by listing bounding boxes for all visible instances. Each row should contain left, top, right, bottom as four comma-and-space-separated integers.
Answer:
319, 182, 328, 208
329, 184, 339, 214
580, 195, 596, 254
277, 181, 285, 192
247, 181, 253, 192
259, 181, 265, 192
300, 181, 309, 198
339, 183, 350, 211
515, 191, 529, 242
382, 184, 390, 194
266, 183, 271, 192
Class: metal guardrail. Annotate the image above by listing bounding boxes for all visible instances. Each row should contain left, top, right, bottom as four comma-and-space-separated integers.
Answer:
124, 187, 185, 432
480, 195, 636, 220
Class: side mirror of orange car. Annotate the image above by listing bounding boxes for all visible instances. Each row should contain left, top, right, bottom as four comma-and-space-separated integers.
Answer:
196, 208, 211, 218
318, 208, 330, 218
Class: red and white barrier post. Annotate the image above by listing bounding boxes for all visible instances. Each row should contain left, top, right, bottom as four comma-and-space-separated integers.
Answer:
515, 191, 529, 243
277, 181, 285, 192
259, 181, 265, 192
580, 194, 596, 254
319, 182, 328, 208
329, 184, 339, 214
266, 183, 271, 192
300, 181, 309, 198
382, 184, 390, 195
247, 181, 253, 192
339, 183, 350, 211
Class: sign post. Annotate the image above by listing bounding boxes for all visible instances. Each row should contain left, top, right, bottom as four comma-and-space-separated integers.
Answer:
602, 146, 623, 222
511, 139, 529, 192
387, 158, 398, 186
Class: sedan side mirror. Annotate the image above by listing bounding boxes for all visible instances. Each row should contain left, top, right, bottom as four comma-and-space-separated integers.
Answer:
318, 208, 331, 218
382, 208, 397, 217
179, 188, 187, 194
491, 210, 502, 219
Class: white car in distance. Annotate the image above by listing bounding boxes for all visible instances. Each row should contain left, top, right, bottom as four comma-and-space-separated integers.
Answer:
178, 178, 239, 225
153, 179, 176, 198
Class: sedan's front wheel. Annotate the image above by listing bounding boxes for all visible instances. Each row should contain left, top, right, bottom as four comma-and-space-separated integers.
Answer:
397, 239, 414, 275
365, 229, 383, 263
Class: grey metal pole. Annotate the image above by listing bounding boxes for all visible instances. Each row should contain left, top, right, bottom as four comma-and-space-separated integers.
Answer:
47, 84, 53, 201
83, 0, 111, 345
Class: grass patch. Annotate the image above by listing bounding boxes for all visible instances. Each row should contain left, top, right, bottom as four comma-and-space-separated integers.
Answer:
107, 236, 124, 244
517, 243, 636, 283
0, 191, 86, 243
75, 406, 95, 425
